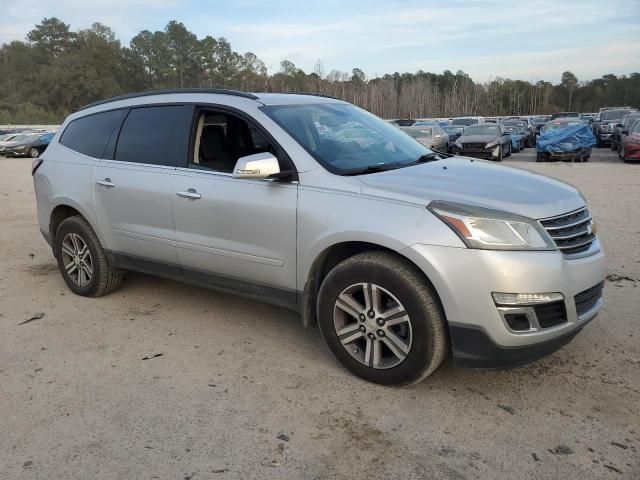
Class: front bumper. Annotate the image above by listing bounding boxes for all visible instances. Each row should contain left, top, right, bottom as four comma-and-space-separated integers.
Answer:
537, 148, 588, 161
454, 146, 501, 159
401, 241, 606, 367
597, 132, 612, 142
2, 147, 28, 157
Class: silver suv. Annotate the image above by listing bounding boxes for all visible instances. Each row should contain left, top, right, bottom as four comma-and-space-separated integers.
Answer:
33, 89, 606, 384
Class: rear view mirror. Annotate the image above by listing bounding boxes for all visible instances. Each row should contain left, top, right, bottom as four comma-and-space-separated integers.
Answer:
233, 152, 280, 180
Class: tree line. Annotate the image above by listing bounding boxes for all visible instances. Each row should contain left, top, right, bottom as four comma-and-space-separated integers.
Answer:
1, 18, 639, 123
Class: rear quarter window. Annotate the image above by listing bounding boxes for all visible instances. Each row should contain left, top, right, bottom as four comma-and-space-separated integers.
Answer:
60, 109, 126, 158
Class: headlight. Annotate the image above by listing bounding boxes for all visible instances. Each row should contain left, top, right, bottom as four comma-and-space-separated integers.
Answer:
428, 201, 556, 251
485, 141, 498, 148
455, 140, 463, 148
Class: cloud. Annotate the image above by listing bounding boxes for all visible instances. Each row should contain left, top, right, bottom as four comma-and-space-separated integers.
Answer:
1, 0, 638, 81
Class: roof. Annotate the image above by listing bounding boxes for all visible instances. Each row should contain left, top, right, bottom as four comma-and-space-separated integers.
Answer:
78, 88, 343, 111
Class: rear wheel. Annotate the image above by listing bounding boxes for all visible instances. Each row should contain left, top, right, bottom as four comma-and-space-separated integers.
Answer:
53, 216, 122, 297
536, 152, 544, 162
317, 252, 447, 385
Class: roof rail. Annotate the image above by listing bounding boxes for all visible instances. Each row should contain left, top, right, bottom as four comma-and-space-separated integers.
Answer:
78, 88, 259, 111
256, 91, 341, 101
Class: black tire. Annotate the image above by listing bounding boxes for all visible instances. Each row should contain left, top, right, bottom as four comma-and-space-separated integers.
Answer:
610, 140, 617, 151
317, 251, 448, 385
536, 152, 544, 162
494, 146, 503, 162
53, 216, 122, 297
596, 138, 603, 148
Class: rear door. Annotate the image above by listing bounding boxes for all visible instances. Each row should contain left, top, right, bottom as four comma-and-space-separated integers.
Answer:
94, 105, 191, 265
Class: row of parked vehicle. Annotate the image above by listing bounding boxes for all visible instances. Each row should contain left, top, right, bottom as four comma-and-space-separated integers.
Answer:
390, 107, 639, 163
0, 129, 56, 158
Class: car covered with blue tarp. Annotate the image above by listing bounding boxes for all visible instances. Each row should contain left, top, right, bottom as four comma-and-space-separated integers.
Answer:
536, 119, 596, 162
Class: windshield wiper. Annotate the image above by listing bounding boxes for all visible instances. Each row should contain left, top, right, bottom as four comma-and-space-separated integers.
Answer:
341, 163, 405, 176
409, 153, 444, 165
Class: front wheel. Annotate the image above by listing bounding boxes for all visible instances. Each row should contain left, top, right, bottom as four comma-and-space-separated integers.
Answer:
317, 252, 448, 385
53, 216, 123, 297
28, 148, 39, 158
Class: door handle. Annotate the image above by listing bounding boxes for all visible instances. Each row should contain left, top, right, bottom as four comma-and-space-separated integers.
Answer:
177, 188, 201, 200
97, 178, 115, 188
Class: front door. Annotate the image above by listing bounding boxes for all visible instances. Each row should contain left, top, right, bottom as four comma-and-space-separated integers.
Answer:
171, 108, 298, 303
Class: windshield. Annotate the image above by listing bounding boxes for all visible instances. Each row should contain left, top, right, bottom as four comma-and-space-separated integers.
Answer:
463, 125, 500, 135
504, 126, 520, 133
7, 134, 32, 143
403, 127, 432, 138
450, 118, 478, 126
601, 109, 634, 121
543, 121, 582, 131
262, 103, 434, 174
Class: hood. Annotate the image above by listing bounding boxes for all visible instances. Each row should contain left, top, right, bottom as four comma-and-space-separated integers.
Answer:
458, 134, 499, 144
357, 157, 584, 219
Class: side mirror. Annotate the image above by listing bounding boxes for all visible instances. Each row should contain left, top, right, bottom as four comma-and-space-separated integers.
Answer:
233, 152, 280, 180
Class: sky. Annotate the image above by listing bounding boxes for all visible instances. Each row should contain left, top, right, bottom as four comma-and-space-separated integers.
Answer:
1, 0, 639, 83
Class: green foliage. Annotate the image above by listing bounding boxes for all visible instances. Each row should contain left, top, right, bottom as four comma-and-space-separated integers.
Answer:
1, 17, 638, 122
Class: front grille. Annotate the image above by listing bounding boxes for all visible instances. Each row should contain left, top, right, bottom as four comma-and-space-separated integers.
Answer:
539, 207, 596, 256
534, 301, 567, 328
575, 281, 604, 317
462, 143, 487, 150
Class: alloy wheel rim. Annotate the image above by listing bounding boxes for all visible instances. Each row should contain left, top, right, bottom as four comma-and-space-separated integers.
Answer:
333, 283, 412, 369
61, 233, 93, 287
29, 148, 38, 158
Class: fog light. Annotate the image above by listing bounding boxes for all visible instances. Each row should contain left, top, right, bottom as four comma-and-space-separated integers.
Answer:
492, 292, 564, 305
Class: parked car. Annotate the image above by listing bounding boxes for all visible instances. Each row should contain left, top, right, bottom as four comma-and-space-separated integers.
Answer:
502, 119, 535, 147
450, 116, 485, 126
401, 125, 449, 152
537, 118, 595, 162
391, 119, 417, 126
611, 112, 640, 151
549, 112, 580, 120
33, 89, 605, 385
452, 123, 511, 160
530, 116, 549, 135
1, 132, 54, 157
441, 125, 464, 152
619, 118, 640, 162
594, 108, 638, 147
503, 126, 524, 152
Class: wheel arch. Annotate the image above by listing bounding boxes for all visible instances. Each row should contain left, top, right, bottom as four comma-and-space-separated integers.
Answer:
300, 240, 446, 330
49, 200, 108, 256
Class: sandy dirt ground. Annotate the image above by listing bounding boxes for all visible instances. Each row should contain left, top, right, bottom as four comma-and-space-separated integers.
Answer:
1, 151, 639, 480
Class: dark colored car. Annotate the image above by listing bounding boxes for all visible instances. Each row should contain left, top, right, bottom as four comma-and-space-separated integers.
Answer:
0, 132, 54, 158
502, 119, 535, 147
612, 112, 640, 151
391, 119, 417, 127
549, 112, 580, 120
530, 116, 550, 135
441, 125, 464, 152
594, 108, 637, 147
453, 124, 511, 160
619, 118, 640, 162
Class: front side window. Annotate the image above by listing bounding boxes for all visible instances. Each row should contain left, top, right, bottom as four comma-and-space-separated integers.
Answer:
115, 106, 189, 167
191, 109, 277, 173
60, 109, 125, 158
262, 103, 433, 175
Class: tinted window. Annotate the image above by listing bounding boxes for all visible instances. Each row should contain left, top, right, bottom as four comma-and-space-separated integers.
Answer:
115, 106, 188, 167
61, 110, 125, 158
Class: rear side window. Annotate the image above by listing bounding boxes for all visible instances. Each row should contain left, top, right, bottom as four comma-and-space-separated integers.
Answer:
60, 110, 125, 158
115, 106, 189, 167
